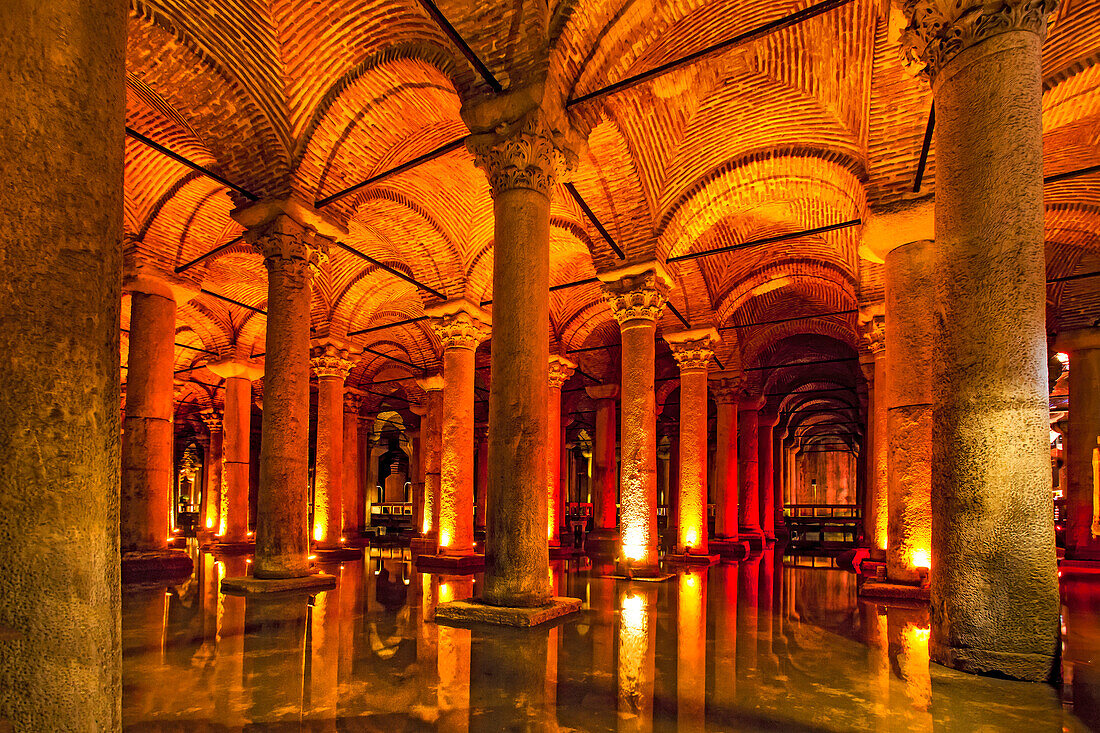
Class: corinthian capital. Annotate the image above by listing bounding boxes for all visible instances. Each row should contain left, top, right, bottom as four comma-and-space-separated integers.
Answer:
900, 0, 1057, 80
199, 409, 222, 433
310, 343, 355, 381
467, 110, 569, 197
548, 355, 577, 389
710, 375, 742, 404
860, 314, 886, 356
599, 261, 674, 326
425, 299, 491, 351
245, 214, 329, 284
664, 327, 720, 372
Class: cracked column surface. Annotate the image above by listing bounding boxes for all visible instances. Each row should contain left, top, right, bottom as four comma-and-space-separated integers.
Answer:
1, 0, 125, 726
310, 343, 354, 550
587, 384, 621, 539
903, 0, 1059, 680
548, 356, 577, 546
1057, 329, 1100, 560
885, 239, 935, 583
665, 329, 719, 555
737, 397, 764, 545
466, 100, 578, 607
427, 300, 489, 555
758, 409, 779, 542
601, 263, 673, 570
712, 378, 740, 540
247, 215, 327, 579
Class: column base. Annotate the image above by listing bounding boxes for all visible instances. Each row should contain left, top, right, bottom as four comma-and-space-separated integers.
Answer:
434, 596, 581, 628
709, 538, 751, 560
931, 640, 1056, 683
220, 572, 337, 596
211, 541, 255, 556
858, 579, 929, 602
415, 552, 485, 573
666, 552, 721, 566
410, 536, 438, 557
738, 529, 766, 551
584, 530, 620, 558
313, 546, 363, 560
121, 550, 194, 585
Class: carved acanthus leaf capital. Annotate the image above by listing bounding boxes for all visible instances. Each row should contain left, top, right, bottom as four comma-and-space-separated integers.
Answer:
247, 214, 329, 284
900, 0, 1057, 81
429, 308, 490, 351
711, 377, 742, 404
344, 392, 363, 415
664, 327, 720, 372
467, 110, 575, 198
601, 269, 672, 325
548, 355, 577, 389
860, 314, 886, 356
199, 409, 223, 433
310, 343, 355, 381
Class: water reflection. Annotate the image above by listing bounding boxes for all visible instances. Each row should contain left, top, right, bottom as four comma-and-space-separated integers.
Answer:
121, 544, 1093, 730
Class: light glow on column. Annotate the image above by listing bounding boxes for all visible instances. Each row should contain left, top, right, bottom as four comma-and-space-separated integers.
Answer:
911, 548, 930, 570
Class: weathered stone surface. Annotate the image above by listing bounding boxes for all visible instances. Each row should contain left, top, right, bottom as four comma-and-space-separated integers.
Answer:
434, 597, 582, 627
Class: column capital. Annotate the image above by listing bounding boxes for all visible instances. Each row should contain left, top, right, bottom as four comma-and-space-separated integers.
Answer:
548, 355, 577, 389
344, 392, 363, 415
710, 376, 742, 404
425, 299, 491, 351
1055, 327, 1100, 353
310, 343, 355, 381
599, 262, 674, 325
199, 409, 223, 433
860, 313, 886, 356
585, 383, 620, 401
738, 395, 765, 412
860, 196, 934, 263
900, 0, 1057, 81
244, 213, 330, 284
122, 261, 200, 304
207, 357, 264, 381
759, 408, 780, 428
416, 373, 444, 393
664, 327, 720, 372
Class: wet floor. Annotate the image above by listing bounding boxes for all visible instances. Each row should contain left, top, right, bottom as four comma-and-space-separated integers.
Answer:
122, 545, 1099, 731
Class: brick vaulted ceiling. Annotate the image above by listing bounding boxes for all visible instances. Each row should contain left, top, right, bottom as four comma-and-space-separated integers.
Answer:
121, 0, 1100, 445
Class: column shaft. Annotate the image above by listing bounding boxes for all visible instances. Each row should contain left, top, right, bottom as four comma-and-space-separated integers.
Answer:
475, 427, 489, 531
222, 376, 251, 543
1064, 342, 1100, 558
713, 391, 738, 538
758, 414, 777, 542
677, 367, 709, 553
738, 402, 763, 543
342, 399, 361, 537
439, 345, 476, 553
548, 384, 564, 545
312, 375, 344, 549
201, 414, 223, 534
591, 394, 619, 533
619, 318, 659, 566
422, 386, 443, 535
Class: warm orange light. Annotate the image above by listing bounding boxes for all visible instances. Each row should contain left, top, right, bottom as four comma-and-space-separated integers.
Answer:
911, 549, 931, 569
339, 536, 346, 543
308, 554, 317, 560
313, 523, 325, 542
205, 519, 214, 529
440, 530, 451, 548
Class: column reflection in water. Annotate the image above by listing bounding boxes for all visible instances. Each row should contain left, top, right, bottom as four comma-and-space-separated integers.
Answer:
435, 575, 473, 733
757, 548, 776, 674
677, 571, 707, 733
712, 562, 738, 717
590, 572, 618, 718
469, 619, 555, 731
886, 605, 931, 731
618, 584, 656, 733
122, 585, 168, 725
214, 555, 248, 727
308, 562, 340, 729
737, 552, 762, 683
243, 591, 309, 726
859, 600, 891, 728
336, 558, 363, 721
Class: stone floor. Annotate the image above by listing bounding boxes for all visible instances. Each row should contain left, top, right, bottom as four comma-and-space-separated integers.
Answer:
121, 543, 1098, 731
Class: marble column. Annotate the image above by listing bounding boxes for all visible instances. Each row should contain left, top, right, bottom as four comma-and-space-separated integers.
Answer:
467, 105, 576, 607
738, 397, 765, 547
1, 1, 125, 724
548, 355, 577, 546
860, 316, 887, 551
903, 1, 1059, 679
475, 425, 489, 531
885, 240, 935, 583
601, 263, 672, 570
310, 343, 354, 551
242, 214, 328, 582
712, 379, 740, 540
200, 409, 224, 535
426, 300, 489, 556
208, 359, 261, 544
758, 408, 779, 542
122, 271, 194, 552
586, 384, 621, 542
664, 328, 719, 555
416, 375, 444, 536
1056, 329, 1100, 560
342, 394, 363, 537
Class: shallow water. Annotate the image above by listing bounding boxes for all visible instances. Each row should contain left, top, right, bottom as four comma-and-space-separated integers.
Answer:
121, 545, 1097, 731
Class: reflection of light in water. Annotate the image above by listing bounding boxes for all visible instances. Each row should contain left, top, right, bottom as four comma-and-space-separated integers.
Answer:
678, 572, 705, 733
911, 549, 930, 570
900, 623, 932, 710
619, 591, 651, 718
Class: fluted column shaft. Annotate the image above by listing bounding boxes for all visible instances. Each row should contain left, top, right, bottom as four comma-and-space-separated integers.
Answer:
904, 3, 1059, 679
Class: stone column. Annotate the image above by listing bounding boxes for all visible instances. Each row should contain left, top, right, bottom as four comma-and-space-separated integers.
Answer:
758, 408, 779, 542
230, 213, 333, 587
885, 240, 935, 583
427, 300, 489, 557
1056, 329, 1100, 559
310, 343, 354, 551
208, 359, 261, 545
1, 1, 125, 723
664, 328, 719, 555
200, 410, 224, 535
712, 379, 740, 540
121, 271, 194, 553
475, 425, 489, 531
860, 316, 887, 551
548, 356, 577, 547
466, 104, 577, 607
738, 397, 765, 547
416, 375, 444, 537
342, 394, 363, 538
600, 263, 673, 570
902, 1, 1059, 679
586, 384, 621, 547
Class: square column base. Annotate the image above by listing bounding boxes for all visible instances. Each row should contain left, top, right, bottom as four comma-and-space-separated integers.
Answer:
410, 536, 438, 557
739, 530, 766, 551
211, 541, 255, 556
221, 572, 337, 596
858, 579, 929, 603
415, 553, 485, 573
666, 552, 721, 566
121, 550, 194, 585
434, 597, 581, 628
709, 539, 751, 560
584, 532, 620, 558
